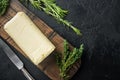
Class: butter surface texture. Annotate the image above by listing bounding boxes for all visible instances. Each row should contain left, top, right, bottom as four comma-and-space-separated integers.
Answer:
4, 12, 55, 65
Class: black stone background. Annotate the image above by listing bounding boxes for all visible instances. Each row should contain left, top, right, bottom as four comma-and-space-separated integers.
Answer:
0, 0, 120, 80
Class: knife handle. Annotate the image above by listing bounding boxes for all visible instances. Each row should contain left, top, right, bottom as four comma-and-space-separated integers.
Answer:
21, 67, 35, 80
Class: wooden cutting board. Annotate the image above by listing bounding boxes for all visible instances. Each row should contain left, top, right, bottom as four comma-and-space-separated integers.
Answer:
0, 0, 81, 80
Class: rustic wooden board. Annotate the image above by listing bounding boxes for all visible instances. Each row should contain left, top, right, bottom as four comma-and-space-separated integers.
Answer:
0, 0, 81, 80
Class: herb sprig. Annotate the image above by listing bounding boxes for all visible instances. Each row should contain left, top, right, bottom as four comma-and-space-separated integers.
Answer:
0, 0, 9, 16
24, 0, 82, 35
56, 40, 84, 80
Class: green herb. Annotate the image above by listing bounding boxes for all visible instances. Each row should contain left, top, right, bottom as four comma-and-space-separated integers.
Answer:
56, 40, 84, 80
0, 0, 9, 16
22, 0, 82, 35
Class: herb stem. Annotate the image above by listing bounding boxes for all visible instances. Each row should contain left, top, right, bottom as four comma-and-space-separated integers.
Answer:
56, 40, 84, 80
23, 0, 82, 35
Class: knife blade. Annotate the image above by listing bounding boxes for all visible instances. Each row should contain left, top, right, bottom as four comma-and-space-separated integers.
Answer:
0, 38, 35, 80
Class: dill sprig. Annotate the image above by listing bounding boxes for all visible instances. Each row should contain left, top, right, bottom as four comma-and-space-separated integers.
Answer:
56, 40, 84, 80
24, 0, 82, 35
0, 0, 9, 16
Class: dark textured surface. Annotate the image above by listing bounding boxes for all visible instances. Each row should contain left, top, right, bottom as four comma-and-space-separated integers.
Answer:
0, 0, 120, 80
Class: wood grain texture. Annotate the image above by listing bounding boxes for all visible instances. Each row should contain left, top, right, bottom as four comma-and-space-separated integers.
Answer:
0, 0, 81, 80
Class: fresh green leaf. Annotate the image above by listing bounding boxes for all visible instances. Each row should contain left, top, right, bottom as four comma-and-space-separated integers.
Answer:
56, 40, 84, 80
0, 0, 9, 16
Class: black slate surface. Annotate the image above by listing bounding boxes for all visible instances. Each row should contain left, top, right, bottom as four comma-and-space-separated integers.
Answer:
0, 0, 120, 80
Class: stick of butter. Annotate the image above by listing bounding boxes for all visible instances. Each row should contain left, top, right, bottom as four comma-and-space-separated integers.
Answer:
4, 12, 55, 65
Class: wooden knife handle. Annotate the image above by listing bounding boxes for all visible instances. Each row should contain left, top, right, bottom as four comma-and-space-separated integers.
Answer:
21, 67, 35, 80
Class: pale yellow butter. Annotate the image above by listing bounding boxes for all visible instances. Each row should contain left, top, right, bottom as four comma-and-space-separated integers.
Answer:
4, 12, 55, 65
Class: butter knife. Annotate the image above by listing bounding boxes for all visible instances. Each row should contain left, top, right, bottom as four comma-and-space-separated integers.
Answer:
0, 38, 35, 80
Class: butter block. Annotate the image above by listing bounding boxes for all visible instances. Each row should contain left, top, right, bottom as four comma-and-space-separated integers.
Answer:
4, 12, 55, 65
